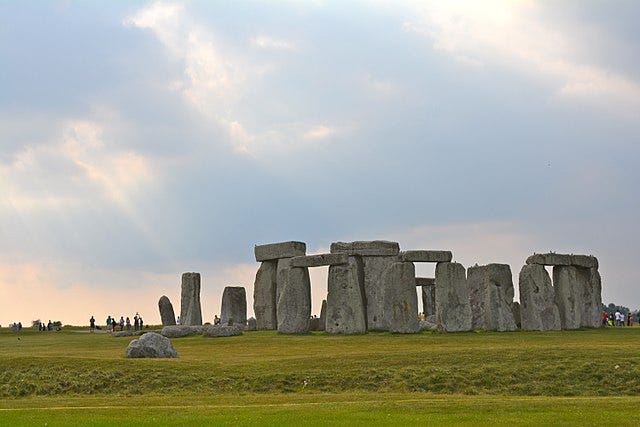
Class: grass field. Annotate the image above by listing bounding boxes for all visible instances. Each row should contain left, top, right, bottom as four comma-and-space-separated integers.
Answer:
1, 327, 639, 425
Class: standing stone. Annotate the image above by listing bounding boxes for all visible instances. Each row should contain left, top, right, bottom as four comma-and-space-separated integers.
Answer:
360, 256, 398, 330
467, 264, 517, 331
319, 300, 327, 331
518, 264, 561, 331
326, 257, 367, 334
383, 262, 420, 333
180, 272, 202, 326
158, 295, 177, 326
220, 286, 247, 326
247, 317, 257, 331
553, 265, 582, 330
253, 261, 278, 330
581, 268, 602, 328
512, 301, 521, 329
421, 284, 436, 317
435, 262, 472, 332
276, 258, 311, 334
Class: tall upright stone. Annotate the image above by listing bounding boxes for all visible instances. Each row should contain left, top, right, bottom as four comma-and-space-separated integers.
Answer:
253, 261, 278, 330
383, 262, 420, 333
326, 257, 367, 334
319, 299, 327, 331
467, 264, 517, 331
276, 258, 311, 334
512, 301, 521, 329
421, 284, 436, 317
518, 264, 560, 331
581, 268, 602, 328
220, 286, 247, 326
158, 295, 176, 326
553, 265, 582, 330
180, 272, 202, 326
435, 262, 472, 332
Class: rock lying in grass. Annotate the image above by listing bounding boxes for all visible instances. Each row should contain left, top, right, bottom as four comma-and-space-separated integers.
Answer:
202, 324, 242, 337
125, 332, 178, 358
161, 325, 202, 338
113, 331, 133, 337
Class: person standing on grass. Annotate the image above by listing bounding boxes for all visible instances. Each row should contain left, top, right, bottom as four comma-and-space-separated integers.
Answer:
139, 316, 144, 329
90, 316, 95, 332
106, 315, 112, 332
119, 316, 125, 331
134, 315, 139, 331
126, 317, 131, 331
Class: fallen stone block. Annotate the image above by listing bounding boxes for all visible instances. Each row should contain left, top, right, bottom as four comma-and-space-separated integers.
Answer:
202, 324, 242, 337
126, 332, 178, 358
330, 240, 400, 257
161, 325, 202, 338
401, 250, 452, 263
255, 241, 306, 262
290, 253, 349, 268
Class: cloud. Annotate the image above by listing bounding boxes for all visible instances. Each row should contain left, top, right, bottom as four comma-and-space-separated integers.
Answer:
303, 125, 337, 140
252, 35, 297, 51
405, 0, 640, 117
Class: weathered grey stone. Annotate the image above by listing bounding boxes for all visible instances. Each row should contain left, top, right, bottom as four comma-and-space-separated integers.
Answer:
290, 253, 349, 268
114, 330, 133, 337
255, 241, 306, 262
125, 332, 178, 358
382, 262, 420, 333
415, 277, 435, 287
553, 265, 584, 330
518, 264, 561, 331
401, 250, 452, 263
419, 316, 438, 330
247, 317, 257, 331
253, 261, 278, 330
309, 317, 321, 331
467, 264, 517, 331
220, 286, 247, 326
570, 255, 599, 269
361, 255, 399, 330
326, 257, 367, 334
276, 258, 311, 334
435, 262, 472, 332
421, 284, 436, 317
319, 300, 327, 331
581, 268, 602, 328
160, 325, 202, 338
330, 240, 400, 257
526, 253, 572, 266
512, 301, 521, 329
158, 295, 176, 326
202, 324, 242, 337
180, 272, 202, 326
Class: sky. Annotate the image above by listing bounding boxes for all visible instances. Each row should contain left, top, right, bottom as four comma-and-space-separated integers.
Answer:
1, 0, 639, 326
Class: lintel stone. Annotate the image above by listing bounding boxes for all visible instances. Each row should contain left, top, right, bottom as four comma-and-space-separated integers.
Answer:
526, 253, 571, 266
570, 255, 598, 269
401, 250, 452, 263
330, 240, 400, 257
255, 241, 306, 262
290, 253, 349, 268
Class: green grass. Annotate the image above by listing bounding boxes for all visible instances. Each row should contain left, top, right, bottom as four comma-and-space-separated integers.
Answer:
1, 327, 639, 424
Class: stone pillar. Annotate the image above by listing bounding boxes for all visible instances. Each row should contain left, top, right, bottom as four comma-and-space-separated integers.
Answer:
518, 264, 560, 331
421, 284, 436, 317
553, 265, 582, 330
253, 261, 278, 330
383, 262, 420, 333
326, 257, 367, 334
220, 286, 247, 326
180, 272, 202, 326
319, 299, 327, 331
158, 295, 176, 326
467, 264, 517, 331
512, 301, 521, 329
581, 268, 602, 328
276, 258, 311, 334
435, 262, 472, 332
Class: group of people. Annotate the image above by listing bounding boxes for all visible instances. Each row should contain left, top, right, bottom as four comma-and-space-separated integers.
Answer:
90, 313, 145, 333
37, 320, 56, 331
602, 310, 636, 327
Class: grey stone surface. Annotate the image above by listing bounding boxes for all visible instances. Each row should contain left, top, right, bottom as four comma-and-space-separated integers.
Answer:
518, 264, 561, 331
309, 317, 321, 331
581, 268, 602, 328
125, 332, 178, 358
361, 255, 399, 330
421, 283, 436, 317
276, 258, 311, 334
290, 253, 349, 268
160, 325, 202, 338
512, 301, 521, 329
158, 295, 176, 326
467, 264, 517, 331
571, 255, 599, 269
114, 330, 133, 337
526, 253, 572, 266
435, 262, 472, 332
247, 317, 257, 331
330, 240, 400, 257
419, 316, 438, 331
383, 262, 420, 333
319, 300, 327, 331
253, 261, 278, 330
553, 265, 583, 330
415, 277, 435, 287
220, 286, 247, 326
255, 241, 306, 262
400, 250, 452, 263
326, 257, 367, 334
202, 324, 243, 337
180, 272, 203, 326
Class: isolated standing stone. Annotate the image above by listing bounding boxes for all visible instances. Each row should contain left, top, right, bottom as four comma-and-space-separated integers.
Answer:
253, 261, 278, 330
518, 264, 561, 331
383, 262, 420, 333
326, 257, 367, 334
581, 268, 602, 328
276, 258, 311, 334
158, 295, 177, 326
467, 264, 517, 331
435, 262, 472, 332
553, 265, 583, 330
319, 300, 327, 331
220, 286, 247, 326
180, 272, 202, 326
126, 332, 178, 358
421, 283, 436, 317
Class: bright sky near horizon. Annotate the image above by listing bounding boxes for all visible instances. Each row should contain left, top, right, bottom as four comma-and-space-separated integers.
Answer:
1, 1, 639, 326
